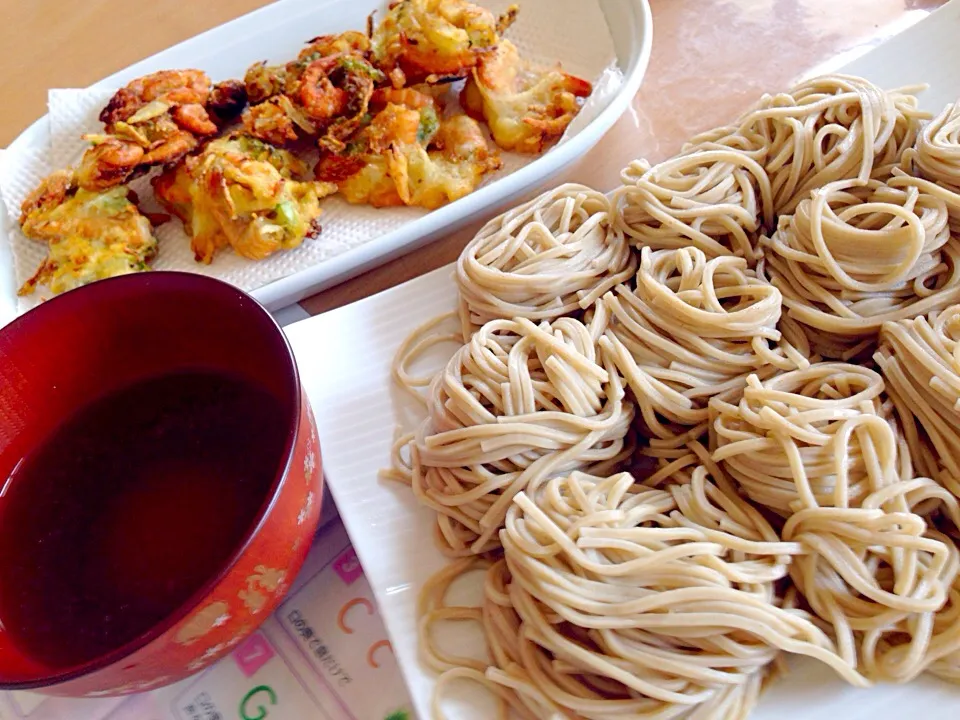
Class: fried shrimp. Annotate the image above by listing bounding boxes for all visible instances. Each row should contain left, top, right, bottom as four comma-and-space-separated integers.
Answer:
75, 137, 147, 191
313, 91, 437, 183
242, 33, 383, 150
322, 102, 500, 209
299, 56, 350, 121
98, 69, 212, 126
371, 0, 518, 83
170, 103, 219, 135
18, 170, 158, 296
461, 39, 592, 153
153, 134, 336, 263
78, 70, 248, 191
300, 55, 383, 151
242, 32, 370, 107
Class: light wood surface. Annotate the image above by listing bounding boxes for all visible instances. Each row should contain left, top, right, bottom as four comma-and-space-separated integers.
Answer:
0, 0, 946, 316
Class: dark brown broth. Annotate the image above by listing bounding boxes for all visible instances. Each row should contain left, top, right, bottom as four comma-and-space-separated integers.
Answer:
0, 370, 287, 671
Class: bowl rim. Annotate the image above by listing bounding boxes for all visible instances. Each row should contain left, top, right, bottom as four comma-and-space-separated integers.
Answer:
0, 271, 303, 691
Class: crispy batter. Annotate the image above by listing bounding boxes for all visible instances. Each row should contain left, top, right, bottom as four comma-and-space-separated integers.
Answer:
19, 169, 74, 227
207, 79, 249, 123
244, 62, 290, 105
243, 98, 301, 146
78, 70, 248, 191
370, 0, 517, 84
366, 97, 427, 149
461, 39, 592, 153
370, 86, 438, 110
18, 171, 158, 296
297, 31, 371, 63
325, 102, 500, 209
153, 134, 336, 263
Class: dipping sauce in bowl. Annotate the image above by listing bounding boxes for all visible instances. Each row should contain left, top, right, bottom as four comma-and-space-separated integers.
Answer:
0, 272, 322, 696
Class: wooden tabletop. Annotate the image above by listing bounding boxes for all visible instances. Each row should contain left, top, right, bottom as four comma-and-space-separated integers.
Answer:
0, 0, 946, 316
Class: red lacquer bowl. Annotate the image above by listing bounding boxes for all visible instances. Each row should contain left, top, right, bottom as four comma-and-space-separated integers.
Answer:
0, 272, 323, 697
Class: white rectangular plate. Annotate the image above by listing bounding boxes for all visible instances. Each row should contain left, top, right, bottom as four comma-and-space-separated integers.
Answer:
285, 1, 960, 717
0, 0, 652, 327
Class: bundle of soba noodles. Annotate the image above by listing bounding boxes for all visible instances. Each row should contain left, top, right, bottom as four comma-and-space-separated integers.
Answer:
405, 316, 635, 557
614, 150, 774, 263
711, 362, 960, 683
895, 101, 960, 231
456, 184, 635, 336
760, 178, 960, 359
875, 304, 960, 497
711, 363, 898, 514
597, 245, 808, 442
688, 74, 929, 214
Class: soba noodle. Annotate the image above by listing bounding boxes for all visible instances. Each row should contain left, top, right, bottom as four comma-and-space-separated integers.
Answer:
711, 362, 960, 682
457, 184, 636, 337
403, 315, 635, 556
598, 246, 809, 441
378, 74, 960, 719
893, 101, 960, 235
614, 150, 774, 263
759, 178, 960, 359
782, 479, 960, 683
422, 468, 870, 720
902, 101, 960, 192
875, 305, 960, 496
688, 74, 928, 215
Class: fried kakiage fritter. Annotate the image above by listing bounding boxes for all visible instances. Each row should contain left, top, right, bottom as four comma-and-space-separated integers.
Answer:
461, 39, 592, 153
18, 170, 159, 296
371, 0, 518, 84
242, 31, 384, 151
12, 2, 594, 289
76, 70, 247, 191
153, 134, 336, 263
316, 91, 501, 209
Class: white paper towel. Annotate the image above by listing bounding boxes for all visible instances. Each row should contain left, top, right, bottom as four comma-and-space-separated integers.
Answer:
0, 0, 619, 312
